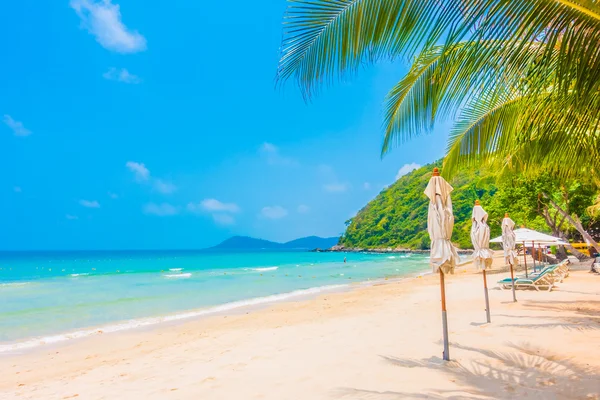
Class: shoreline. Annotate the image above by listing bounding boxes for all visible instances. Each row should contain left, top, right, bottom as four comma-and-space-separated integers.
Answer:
0, 267, 433, 356
316, 246, 475, 255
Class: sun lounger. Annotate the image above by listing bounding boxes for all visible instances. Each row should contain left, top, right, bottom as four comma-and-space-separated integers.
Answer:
498, 267, 556, 291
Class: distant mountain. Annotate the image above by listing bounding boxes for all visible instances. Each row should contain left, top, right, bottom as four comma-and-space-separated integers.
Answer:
282, 236, 339, 249
210, 236, 339, 250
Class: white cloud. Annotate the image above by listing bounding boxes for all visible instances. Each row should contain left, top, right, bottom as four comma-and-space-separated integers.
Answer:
66, 214, 79, 220
259, 142, 297, 166
79, 199, 100, 208
396, 163, 421, 180
212, 213, 235, 226
13, 186, 22, 193
195, 199, 240, 213
143, 203, 179, 216
260, 206, 288, 220
188, 199, 239, 225
126, 161, 175, 194
126, 161, 150, 181
363, 182, 371, 190
297, 204, 310, 214
103, 67, 141, 84
3, 115, 31, 137
108, 192, 118, 199
323, 183, 349, 193
70, 0, 147, 53
153, 179, 177, 194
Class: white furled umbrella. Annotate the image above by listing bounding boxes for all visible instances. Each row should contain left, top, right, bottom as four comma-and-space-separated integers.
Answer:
501, 214, 518, 302
424, 167, 459, 361
471, 200, 494, 323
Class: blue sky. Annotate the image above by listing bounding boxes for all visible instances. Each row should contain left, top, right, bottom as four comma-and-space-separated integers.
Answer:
0, 1, 450, 250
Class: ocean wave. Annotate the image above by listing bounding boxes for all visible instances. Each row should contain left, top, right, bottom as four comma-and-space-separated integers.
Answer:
248, 267, 278, 272
70, 273, 90, 277
0, 283, 349, 354
169, 268, 183, 272
0, 282, 30, 288
164, 273, 192, 279
387, 256, 396, 259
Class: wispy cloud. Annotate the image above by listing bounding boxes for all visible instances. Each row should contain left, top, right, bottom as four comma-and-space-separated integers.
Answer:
70, 0, 147, 53
79, 199, 100, 208
260, 206, 288, 220
143, 202, 179, 216
323, 183, 349, 193
363, 182, 371, 190
103, 67, 141, 84
194, 199, 240, 213
3, 115, 31, 137
318, 164, 349, 193
259, 142, 298, 166
153, 179, 177, 194
188, 199, 239, 225
396, 163, 421, 180
212, 213, 235, 226
13, 186, 22, 193
126, 161, 150, 181
126, 161, 176, 194
66, 214, 79, 220
297, 204, 310, 214
108, 192, 118, 199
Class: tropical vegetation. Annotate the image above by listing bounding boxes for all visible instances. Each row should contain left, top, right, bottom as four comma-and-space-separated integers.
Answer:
277, 0, 600, 180
340, 163, 600, 252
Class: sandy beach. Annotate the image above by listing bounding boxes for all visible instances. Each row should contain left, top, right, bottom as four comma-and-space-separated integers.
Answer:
1, 258, 599, 400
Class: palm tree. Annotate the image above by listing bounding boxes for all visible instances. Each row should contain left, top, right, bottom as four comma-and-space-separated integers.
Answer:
277, 0, 600, 179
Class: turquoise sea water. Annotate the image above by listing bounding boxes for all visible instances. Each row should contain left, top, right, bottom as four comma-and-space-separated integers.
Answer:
0, 250, 430, 351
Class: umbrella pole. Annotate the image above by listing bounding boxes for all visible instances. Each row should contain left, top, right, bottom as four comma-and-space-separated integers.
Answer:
509, 261, 517, 302
439, 270, 450, 361
483, 270, 491, 323
532, 241, 536, 273
522, 242, 528, 278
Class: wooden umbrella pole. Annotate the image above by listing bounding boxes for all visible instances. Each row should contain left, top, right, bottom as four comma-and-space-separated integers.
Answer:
483, 270, 491, 323
523, 242, 528, 278
509, 262, 517, 302
439, 269, 449, 361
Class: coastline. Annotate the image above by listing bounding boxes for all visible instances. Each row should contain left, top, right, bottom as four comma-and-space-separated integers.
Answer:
1, 257, 599, 399
0, 264, 433, 355
315, 246, 475, 255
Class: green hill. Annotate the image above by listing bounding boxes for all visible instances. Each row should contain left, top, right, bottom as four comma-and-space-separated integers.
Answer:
340, 161, 500, 250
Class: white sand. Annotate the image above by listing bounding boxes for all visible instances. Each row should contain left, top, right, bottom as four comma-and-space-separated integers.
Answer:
1, 259, 599, 399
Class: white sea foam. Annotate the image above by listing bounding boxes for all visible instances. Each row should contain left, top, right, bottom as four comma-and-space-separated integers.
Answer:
169, 268, 183, 272
387, 256, 396, 259
164, 273, 192, 278
70, 273, 89, 277
0, 282, 30, 288
0, 283, 348, 354
250, 267, 278, 272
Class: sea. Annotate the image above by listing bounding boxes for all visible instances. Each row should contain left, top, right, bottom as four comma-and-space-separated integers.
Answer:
0, 250, 431, 353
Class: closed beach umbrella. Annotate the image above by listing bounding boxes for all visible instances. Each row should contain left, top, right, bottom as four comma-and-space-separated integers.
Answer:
424, 167, 459, 361
471, 200, 494, 323
502, 214, 518, 302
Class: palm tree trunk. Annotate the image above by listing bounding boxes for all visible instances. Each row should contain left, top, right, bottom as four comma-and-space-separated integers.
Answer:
542, 193, 600, 255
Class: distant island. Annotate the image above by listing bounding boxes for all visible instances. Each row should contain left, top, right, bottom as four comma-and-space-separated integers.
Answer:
210, 236, 339, 251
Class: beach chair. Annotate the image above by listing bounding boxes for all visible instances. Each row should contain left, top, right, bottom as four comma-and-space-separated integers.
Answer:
498, 268, 556, 291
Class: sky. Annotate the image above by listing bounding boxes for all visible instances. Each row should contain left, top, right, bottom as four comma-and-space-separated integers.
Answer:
0, 0, 450, 250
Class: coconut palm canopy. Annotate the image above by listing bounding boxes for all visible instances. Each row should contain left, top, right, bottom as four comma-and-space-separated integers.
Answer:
277, 0, 600, 179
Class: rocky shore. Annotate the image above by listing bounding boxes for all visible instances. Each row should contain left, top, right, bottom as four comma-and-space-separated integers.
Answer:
312, 245, 474, 255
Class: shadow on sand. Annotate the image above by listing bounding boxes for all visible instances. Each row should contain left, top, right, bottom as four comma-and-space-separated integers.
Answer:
335, 298, 600, 400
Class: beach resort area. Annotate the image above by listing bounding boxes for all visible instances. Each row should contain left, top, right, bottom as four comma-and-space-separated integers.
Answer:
1, 255, 599, 399
3, 0, 600, 399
